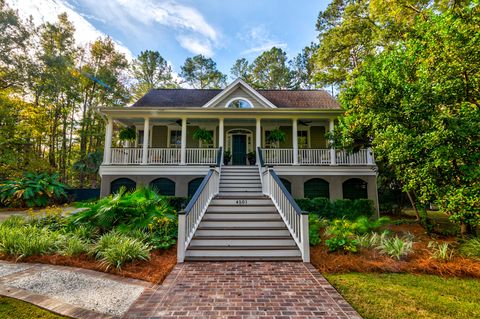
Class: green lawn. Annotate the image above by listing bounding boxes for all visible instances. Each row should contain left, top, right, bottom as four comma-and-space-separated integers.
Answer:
0, 297, 66, 319
325, 273, 480, 319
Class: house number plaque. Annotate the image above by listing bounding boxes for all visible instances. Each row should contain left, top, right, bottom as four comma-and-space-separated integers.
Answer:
235, 200, 247, 205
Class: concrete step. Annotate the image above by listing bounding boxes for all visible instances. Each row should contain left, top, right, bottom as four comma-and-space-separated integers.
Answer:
200, 219, 286, 228
184, 256, 302, 261
195, 227, 290, 236
207, 205, 277, 213
218, 192, 265, 197
210, 199, 271, 206
220, 179, 261, 183
203, 212, 280, 220
185, 246, 302, 258
189, 236, 296, 246
219, 186, 262, 192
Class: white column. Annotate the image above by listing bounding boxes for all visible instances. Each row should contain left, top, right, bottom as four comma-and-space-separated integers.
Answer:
256, 118, 261, 149
329, 119, 336, 165
292, 118, 298, 165
180, 117, 187, 165
104, 117, 113, 164
367, 147, 374, 165
142, 118, 150, 164
218, 118, 224, 149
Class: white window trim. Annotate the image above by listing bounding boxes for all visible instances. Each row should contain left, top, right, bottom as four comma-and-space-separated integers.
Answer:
225, 97, 254, 109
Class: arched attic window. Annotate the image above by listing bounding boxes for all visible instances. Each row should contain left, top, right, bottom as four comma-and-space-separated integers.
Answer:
226, 98, 253, 109
150, 178, 175, 196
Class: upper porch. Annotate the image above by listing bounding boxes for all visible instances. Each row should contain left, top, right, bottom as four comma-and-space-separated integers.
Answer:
101, 110, 375, 168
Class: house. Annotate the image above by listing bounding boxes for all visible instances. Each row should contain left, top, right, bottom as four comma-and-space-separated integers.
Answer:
98, 79, 379, 262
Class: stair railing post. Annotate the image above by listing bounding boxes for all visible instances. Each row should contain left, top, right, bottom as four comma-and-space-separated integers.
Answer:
300, 211, 310, 262
177, 211, 186, 263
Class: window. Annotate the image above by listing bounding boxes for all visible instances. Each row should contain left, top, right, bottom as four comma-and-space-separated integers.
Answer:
304, 178, 330, 199
150, 178, 175, 196
199, 130, 215, 148
188, 178, 204, 197
111, 178, 136, 194
342, 178, 368, 200
226, 98, 253, 109
298, 130, 309, 149
280, 178, 292, 195
169, 130, 182, 148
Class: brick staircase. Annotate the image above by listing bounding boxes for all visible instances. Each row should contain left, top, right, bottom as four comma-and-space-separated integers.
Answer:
184, 166, 302, 261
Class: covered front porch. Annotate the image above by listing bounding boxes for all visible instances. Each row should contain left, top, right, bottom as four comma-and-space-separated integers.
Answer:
102, 112, 375, 167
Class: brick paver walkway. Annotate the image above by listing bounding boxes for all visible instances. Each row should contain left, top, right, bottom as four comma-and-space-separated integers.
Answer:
125, 262, 361, 319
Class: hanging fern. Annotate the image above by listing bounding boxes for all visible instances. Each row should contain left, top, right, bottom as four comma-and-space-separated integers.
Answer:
193, 128, 213, 145
267, 128, 286, 143
119, 127, 136, 141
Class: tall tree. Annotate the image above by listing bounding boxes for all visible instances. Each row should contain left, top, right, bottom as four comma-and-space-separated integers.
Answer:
337, 4, 480, 235
290, 42, 319, 89
250, 47, 293, 89
180, 55, 226, 89
230, 58, 253, 84
131, 50, 177, 99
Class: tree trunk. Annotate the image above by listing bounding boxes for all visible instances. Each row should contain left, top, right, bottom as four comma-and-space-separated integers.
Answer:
406, 191, 420, 221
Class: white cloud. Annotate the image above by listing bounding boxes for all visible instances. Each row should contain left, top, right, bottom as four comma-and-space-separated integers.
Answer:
238, 25, 287, 55
77, 0, 220, 56
6, 0, 134, 60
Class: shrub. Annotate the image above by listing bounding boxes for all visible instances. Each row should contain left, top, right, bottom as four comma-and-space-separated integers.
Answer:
0, 173, 67, 208
0, 225, 60, 259
71, 187, 175, 233
324, 219, 358, 252
28, 206, 67, 231
146, 215, 177, 249
164, 197, 189, 212
92, 232, 151, 269
59, 235, 89, 256
356, 230, 389, 249
0, 216, 26, 228
428, 241, 454, 261
308, 215, 323, 246
459, 237, 480, 260
376, 236, 413, 260
296, 198, 375, 220
354, 216, 390, 235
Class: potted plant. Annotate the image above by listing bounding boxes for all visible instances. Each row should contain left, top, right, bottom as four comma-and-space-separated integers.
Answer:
119, 126, 136, 141
193, 128, 213, 147
247, 151, 256, 165
223, 150, 231, 165
267, 128, 286, 148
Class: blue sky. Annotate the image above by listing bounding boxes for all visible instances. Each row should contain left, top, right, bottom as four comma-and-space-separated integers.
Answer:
9, 0, 328, 76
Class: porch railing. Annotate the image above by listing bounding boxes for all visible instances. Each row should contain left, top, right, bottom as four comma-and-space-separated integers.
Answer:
148, 148, 181, 164
177, 168, 220, 262
257, 148, 310, 262
108, 147, 220, 165
261, 148, 374, 166
186, 148, 217, 165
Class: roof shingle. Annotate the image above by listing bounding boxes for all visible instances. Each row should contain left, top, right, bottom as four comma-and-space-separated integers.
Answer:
131, 88, 341, 109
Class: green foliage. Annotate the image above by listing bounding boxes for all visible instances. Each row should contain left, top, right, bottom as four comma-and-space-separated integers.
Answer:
296, 197, 376, 220
92, 232, 151, 269
266, 128, 286, 145
459, 237, 480, 260
336, 5, 480, 234
376, 236, 413, 260
308, 215, 323, 246
0, 225, 60, 259
71, 187, 177, 249
59, 235, 89, 257
356, 230, 389, 249
118, 127, 136, 141
192, 128, 213, 145
180, 54, 226, 89
324, 219, 358, 252
428, 241, 454, 261
0, 173, 67, 208
0, 215, 26, 228
354, 216, 391, 235
250, 47, 293, 89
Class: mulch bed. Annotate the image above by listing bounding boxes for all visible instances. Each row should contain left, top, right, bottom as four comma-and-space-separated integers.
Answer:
0, 247, 177, 284
311, 223, 480, 278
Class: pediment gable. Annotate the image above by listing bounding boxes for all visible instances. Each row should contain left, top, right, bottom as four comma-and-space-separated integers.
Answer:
202, 79, 277, 109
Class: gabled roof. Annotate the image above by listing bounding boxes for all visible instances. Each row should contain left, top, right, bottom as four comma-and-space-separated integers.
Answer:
131, 82, 341, 109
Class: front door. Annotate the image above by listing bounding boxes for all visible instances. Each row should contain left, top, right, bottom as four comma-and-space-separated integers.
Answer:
232, 135, 247, 165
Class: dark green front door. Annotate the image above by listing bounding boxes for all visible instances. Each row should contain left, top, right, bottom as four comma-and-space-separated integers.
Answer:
232, 135, 247, 165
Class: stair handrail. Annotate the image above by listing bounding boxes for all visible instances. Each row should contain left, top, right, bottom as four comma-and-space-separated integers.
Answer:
257, 149, 310, 262
177, 167, 220, 262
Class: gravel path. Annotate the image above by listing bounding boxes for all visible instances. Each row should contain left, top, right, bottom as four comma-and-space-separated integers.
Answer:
0, 261, 147, 317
